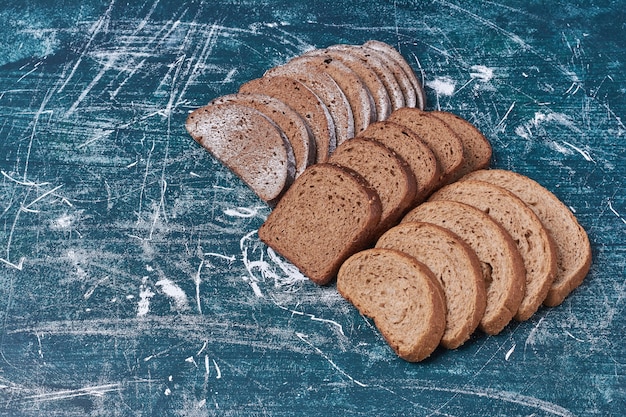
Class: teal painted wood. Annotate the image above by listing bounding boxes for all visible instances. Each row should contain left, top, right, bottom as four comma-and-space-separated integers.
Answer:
0, 1, 624, 415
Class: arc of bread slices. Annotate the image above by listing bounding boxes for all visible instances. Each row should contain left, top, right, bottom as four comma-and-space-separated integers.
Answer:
461, 169, 592, 307
209, 93, 315, 177
364, 40, 426, 110
429, 180, 558, 321
185, 102, 296, 206
337, 248, 446, 362
402, 200, 526, 335
376, 221, 486, 349
239, 75, 336, 163
258, 163, 382, 285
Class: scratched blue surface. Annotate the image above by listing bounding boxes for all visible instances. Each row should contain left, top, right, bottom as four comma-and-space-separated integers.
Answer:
0, 1, 624, 416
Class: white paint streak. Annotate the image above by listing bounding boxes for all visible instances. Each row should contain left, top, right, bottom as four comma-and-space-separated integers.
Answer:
155, 278, 189, 311
470, 65, 495, 82
426, 76, 456, 96
505, 343, 516, 361
137, 277, 155, 317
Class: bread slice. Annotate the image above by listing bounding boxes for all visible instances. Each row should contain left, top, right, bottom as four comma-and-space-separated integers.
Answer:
429, 180, 558, 321
328, 137, 417, 236
185, 102, 295, 205
326, 44, 406, 111
389, 108, 465, 185
258, 163, 382, 285
402, 200, 526, 335
285, 55, 376, 135
363, 40, 426, 110
337, 248, 446, 362
265, 61, 355, 145
305, 48, 390, 121
209, 93, 315, 177
462, 169, 592, 306
376, 222, 486, 349
429, 111, 492, 178
239, 75, 336, 162
358, 120, 441, 204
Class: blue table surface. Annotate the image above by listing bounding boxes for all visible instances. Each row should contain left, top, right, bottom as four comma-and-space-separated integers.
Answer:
0, 1, 624, 416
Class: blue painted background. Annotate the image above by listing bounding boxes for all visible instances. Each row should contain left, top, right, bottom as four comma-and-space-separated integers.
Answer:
0, 1, 624, 415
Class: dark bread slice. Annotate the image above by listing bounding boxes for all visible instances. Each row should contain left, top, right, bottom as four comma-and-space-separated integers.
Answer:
265, 61, 354, 145
402, 200, 526, 335
285, 55, 376, 136
389, 108, 465, 185
376, 221, 486, 349
429, 111, 492, 178
337, 248, 446, 362
185, 102, 295, 205
358, 120, 441, 204
305, 48, 390, 121
326, 44, 405, 111
239, 75, 336, 162
429, 180, 558, 321
209, 93, 315, 177
364, 40, 426, 110
328, 137, 417, 236
258, 163, 382, 285
462, 169, 592, 307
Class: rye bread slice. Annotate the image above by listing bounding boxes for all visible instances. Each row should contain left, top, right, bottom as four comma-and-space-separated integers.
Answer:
326, 44, 406, 111
402, 200, 526, 335
388, 108, 465, 185
258, 163, 382, 285
376, 222, 486, 349
305, 48, 391, 121
429, 180, 558, 321
209, 93, 315, 177
285, 55, 376, 136
185, 102, 296, 205
358, 120, 441, 204
328, 137, 417, 236
265, 61, 355, 145
429, 111, 492, 178
364, 40, 426, 110
337, 248, 446, 362
239, 75, 336, 163
462, 169, 592, 307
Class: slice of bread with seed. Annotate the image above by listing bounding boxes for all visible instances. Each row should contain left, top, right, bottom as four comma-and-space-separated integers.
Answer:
364, 40, 426, 110
337, 248, 447, 362
389, 108, 465, 185
402, 200, 526, 335
186, 102, 295, 205
239, 75, 336, 162
462, 169, 592, 306
258, 163, 382, 285
429, 111, 492, 178
329, 137, 417, 236
429, 180, 558, 321
209, 93, 315, 177
358, 120, 441, 204
376, 222, 486, 349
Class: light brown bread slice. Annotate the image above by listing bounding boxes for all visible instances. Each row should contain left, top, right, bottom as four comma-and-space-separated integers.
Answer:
258, 163, 382, 285
358, 120, 441, 204
305, 48, 390, 121
327, 44, 406, 111
328, 137, 417, 235
364, 40, 426, 110
376, 222, 486, 349
265, 61, 354, 145
239, 75, 336, 162
462, 169, 592, 307
286, 55, 376, 135
186, 102, 295, 205
337, 248, 446, 362
429, 111, 492, 178
389, 108, 465, 185
429, 180, 558, 321
402, 200, 526, 335
209, 93, 315, 177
